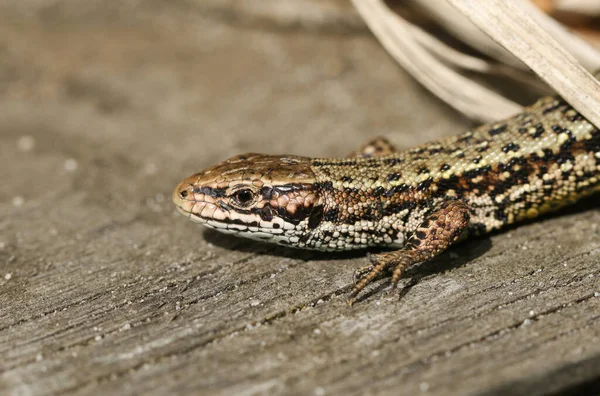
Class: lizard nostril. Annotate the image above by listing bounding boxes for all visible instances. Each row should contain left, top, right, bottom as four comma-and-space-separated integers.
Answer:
179, 190, 188, 199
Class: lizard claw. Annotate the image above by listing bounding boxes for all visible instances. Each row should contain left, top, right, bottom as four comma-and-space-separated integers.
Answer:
353, 264, 374, 283
347, 289, 359, 306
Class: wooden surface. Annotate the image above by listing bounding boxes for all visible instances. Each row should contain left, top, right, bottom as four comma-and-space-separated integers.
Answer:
1, 2, 599, 395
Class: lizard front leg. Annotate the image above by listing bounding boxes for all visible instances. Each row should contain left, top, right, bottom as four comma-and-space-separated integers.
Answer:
347, 137, 397, 158
349, 200, 471, 305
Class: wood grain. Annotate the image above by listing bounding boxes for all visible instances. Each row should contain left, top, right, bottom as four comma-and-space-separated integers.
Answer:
1, 2, 599, 395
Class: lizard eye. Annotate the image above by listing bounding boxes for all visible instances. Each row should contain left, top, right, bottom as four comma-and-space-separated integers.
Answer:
233, 189, 255, 206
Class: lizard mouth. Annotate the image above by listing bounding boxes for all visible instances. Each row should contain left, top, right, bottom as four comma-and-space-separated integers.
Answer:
173, 183, 230, 229
172, 179, 279, 237
172, 181, 198, 216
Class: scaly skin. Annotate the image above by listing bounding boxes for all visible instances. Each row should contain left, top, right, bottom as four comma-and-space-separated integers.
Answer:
173, 97, 600, 304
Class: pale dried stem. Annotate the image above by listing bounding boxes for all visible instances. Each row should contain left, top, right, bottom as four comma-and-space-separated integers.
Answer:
447, 0, 600, 128
408, 25, 550, 93
554, 0, 600, 16
352, 0, 521, 122
353, 0, 600, 126
518, 0, 600, 71
413, 0, 528, 69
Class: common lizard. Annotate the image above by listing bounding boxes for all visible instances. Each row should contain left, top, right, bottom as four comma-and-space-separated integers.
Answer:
173, 96, 600, 304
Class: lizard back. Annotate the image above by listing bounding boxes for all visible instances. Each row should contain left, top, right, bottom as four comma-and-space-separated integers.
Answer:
306, 97, 600, 251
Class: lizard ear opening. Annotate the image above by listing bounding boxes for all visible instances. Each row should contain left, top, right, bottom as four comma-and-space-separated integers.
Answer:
307, 205, 324, 229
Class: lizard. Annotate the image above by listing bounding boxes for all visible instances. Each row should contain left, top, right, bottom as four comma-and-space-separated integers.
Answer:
172, 96, 600, 305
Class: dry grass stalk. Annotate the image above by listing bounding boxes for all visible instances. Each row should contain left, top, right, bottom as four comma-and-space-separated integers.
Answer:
447, 0, 600, 128
353, 0, 600, 126
352, 0, 521, 122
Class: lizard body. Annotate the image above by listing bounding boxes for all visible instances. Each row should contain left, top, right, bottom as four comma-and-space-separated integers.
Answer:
173, 97, 600, 303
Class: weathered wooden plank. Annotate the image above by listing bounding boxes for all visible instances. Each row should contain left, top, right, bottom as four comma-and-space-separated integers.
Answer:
0, 2, 598, 396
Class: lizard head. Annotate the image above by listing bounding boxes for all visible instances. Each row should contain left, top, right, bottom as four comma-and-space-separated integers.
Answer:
173, 153, 324, 245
